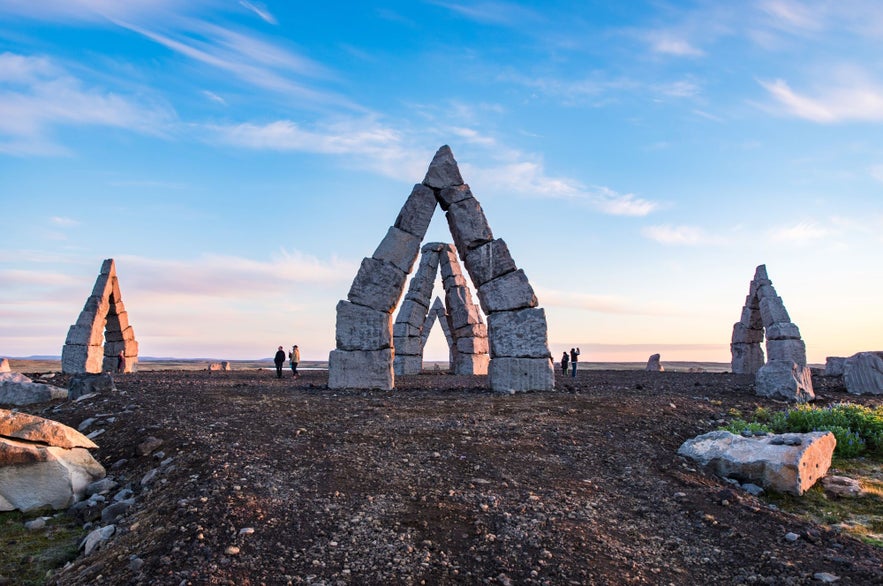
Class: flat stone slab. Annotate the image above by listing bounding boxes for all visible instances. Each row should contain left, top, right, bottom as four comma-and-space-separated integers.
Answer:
678, 430, 835, 496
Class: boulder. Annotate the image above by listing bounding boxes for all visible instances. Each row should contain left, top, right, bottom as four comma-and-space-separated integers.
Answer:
820, 475, 864, 498
487, 308, 550, 359
677, 430, 835, 496
0, 372, 67, 406
335, 301, 393, 351
0, 359, 9, 373
843, 351, 883, 395
68, 373, 116, 400
755, 360, 814, 402
0, 410, 105, 511
423, 145, 464, 192
824, 357, 846, 377
489, 357, 555, 393
645, 354, 664, 372
208, 362, 232, 372
328, 349, 394, 390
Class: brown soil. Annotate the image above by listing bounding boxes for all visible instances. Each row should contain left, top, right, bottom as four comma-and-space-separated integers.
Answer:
17, 369, 883, 585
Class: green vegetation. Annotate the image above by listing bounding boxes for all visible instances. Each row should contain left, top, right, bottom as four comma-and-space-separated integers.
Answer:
722, 403, 883, 459
0, 510, 84, 585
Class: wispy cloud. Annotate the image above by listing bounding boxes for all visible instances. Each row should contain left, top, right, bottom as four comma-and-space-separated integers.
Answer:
49, 216, 79, 227
202, 90, 226, 104
641, 224, 722, 245
0, 52, 174, 155
429, 1, 542, 27
759, 75, 883, 122
537, 287, 678, 316
643, 31, 705, 57
239, 0, 277, 25
768, 221, 830, 243
758, 0, 825, 33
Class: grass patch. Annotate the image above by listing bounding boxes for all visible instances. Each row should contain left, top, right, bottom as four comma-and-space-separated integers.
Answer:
0, 509, 84, 585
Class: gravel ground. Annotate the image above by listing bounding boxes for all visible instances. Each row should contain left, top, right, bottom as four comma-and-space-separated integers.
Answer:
17, 368, 883, 585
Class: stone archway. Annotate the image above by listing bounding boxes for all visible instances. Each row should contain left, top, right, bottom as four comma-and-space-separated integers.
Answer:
329, 146, 554, 392
61, 258, 138, 374
731, 264, 813, 401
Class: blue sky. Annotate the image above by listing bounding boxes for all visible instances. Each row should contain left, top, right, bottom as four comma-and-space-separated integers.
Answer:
1, 0, 881, 363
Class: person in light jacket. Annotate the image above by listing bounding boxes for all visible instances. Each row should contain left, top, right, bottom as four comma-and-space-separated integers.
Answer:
289, 345, 300, 378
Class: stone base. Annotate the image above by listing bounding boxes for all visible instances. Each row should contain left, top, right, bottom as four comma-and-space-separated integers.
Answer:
61, 344, 105, 374
755, 360, 814, 402
393, 354, 423, 376
452, 353, 489, 376
328, 349, 394, 390
489, 357, 554, 393
731, 343, 764, 375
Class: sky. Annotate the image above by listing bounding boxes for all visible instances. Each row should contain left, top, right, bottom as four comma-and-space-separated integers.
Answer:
1, 0, 881, 364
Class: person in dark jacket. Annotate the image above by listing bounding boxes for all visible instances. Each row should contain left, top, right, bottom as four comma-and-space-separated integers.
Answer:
273, 346, 286, 379
560, 351, 569, 375
570, 347, 580, 377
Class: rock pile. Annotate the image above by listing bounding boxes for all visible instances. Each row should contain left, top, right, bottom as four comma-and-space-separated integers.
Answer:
330, 145, 553, 392
393, 243, 489, 375
730, 264, 813, 402
61, 259, 139, 374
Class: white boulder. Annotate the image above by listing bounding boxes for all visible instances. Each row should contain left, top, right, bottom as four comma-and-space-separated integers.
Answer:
0, 372, 67, 406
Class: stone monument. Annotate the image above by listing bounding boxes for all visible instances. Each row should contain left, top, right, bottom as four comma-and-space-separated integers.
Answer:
730, 265, 813, 401
61, 259, 138, 374
329, 145, 554, 392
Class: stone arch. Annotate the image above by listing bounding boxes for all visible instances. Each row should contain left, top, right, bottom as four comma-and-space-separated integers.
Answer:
393, 242, 489, 375
730, 264, 813, 401
329, 145, 554, 392
61, 258, 138, 374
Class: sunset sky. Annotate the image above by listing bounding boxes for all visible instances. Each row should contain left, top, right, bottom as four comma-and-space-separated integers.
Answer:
1, 1, 881, 364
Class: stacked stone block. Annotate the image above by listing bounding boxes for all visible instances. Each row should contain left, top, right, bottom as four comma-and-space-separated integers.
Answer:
392, 243, 443, 375
438, 245, 489, 375
61, 259, 138, 374
730, 264, 813, 402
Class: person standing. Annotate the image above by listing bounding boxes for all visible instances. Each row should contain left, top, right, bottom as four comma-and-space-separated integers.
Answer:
560, 351, 569, 376
273, 345, 286, 379
289, 344, 300, 378
570, 347, 580, 378
116, 350, 125, 373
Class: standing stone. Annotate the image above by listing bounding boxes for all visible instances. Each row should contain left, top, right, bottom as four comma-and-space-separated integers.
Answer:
487, 308, 550, 359
755, 360, 814, 402
489, 357, 555, 393
824, 356, 846, 377
445, 197, 494, 258
0, 359, 9, 373
335, 301, 392, 351
843, 351, 883, 395
372, 226, 422, 273
645, 354, 664, 372
328, 349, 394, 390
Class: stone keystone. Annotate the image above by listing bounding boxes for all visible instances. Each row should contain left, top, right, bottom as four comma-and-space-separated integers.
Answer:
423, 145, 464, 192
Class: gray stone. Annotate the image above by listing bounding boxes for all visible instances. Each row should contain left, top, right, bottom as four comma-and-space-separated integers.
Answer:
81, 524, 115, 556
489, 357, 555, 393
456, 336, 489, 355
464, 239, 518, 287
677, 430, 835, 496
423, 145, 464, 191
731, 343, 765, 375
759, 296, 791, 326
446, 197, 494, 256
452, 353, 489, 375
766, 322, 801, 340
85, 477, 117, 496
739, 306, 764, 330
394, 298, 429, 329
393, 184, 438, 238
755, 360, 814, 402
372, 226, 422, 273
477, 270, 537, 314
437, 184, 474, 211
393, 322, 422, 338
335, 301, 392, 351
347, 258, 408, 313
445, 286, 483, 330
0, 372, 67, 406
328, 349, 395, 390
820, 475, 864, 498
68, 373, 116, 400
101, 498, 135, 523
766, 338, 806, 365
393, 354, 424, 376
64, 324, 104, 346
487, 308, 550, 359
136, 436, 163, 457
645, 353, 664, 372
843, 351, 883, 395
61, 344, 104, 376
393, 336, 423, 356
824, 356, 846, 377
0, 409, 98, 449
731, 323, 764, 344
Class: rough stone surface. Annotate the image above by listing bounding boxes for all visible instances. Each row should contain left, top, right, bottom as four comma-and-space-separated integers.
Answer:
335, 301, 393, 351
393, 184, 438, 238
328, 349, 394, 390
393, 336, 423, 356
759, 296, 791, 327
372, 226, 422, 273
487, 308, 550, 359
489, 357, 555, 393
395, 298, 430, 329
821, 475, 865, 498
0, 372, 67, 405
347, 258, 408, 314
463, 239, 518, 287
208, 362, 232, 372
68, 373, 116, 401
455, 336, 489, 355
393, 354, 423, 376
755, 360, 815, 402
645, 354, 664, 372
445, 286, 483, 330
824, 357, 846, 377
0, 409, 98, 449
731, 343, 765, 376
436, 184, 474, 211
843, 351, 883, 395
452, 353, 489, 376
446, 197, 494, 256
766, 338, 807, 365
423, 145, 464, 192
731, 323, 764, 344
0, 359, 8, 373
765, 322, 801, 340
678, 430, 835, 496
477, 270, 537, 314
61, 344, 105, 375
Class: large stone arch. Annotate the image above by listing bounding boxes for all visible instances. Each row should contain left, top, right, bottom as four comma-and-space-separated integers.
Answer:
730, 264, 813, 401
329, 145, 554, 392
393, 242, 489, 375
61, 258, 138, 374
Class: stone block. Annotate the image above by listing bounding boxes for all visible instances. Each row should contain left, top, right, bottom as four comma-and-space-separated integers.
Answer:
328, 349, 394, 390
464, 239, 518, 287
438, 245, 462, 280
766, 322, 801, 340
487, 308, 550, 358
454, 323, 487, 339
446, 198, 493, 257
347, 258, 408, 313
446, 287, 483, 330
756, 283, 778, 302
394, 298, 429, 329
456, 336, 489, 355
335, 301, 392, 351
677, 430, 834, 496
423, 145, 463, 191
393, 322, 422, 338
393, 354, 423, 375
404, 254, 440, 303
477, 270, 537, 314
766, 338, 806, 365
105, 310, 130, 332
442, 273, 468, 289
393, 184, 438, 238
489, 357, 555, 393
731, 342, 765, 375
61, 345, 105, 374
759, 296, 790, 327
731, 323, 764, 345
105, 326, 136, 343
103, 339, 138, 357
824, 356, 846, 377
90, 271, 112, 298
437, 184, 474, 211
0, 359, 9, 373
452, 353, 489, 375
755, 360, 814, 402
740, 306, 763, 330
645, 354, 664, 372
65, 324, 104, 346
843, 352, 883, 395
81, 295, 110, 319
394, 336, 423, 356
372, 226, 421, 273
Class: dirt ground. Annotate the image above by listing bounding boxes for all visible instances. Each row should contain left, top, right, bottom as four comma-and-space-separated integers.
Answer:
15, 368, 883, 585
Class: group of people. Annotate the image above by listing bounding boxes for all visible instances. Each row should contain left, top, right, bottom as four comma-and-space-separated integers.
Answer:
560, 347, 580, 377
273, 344, 300, 378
